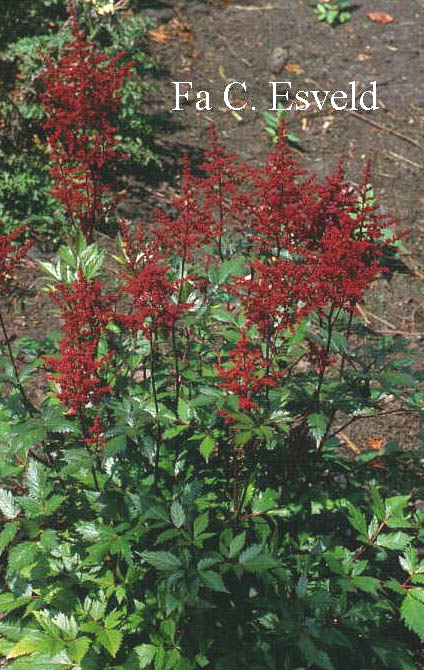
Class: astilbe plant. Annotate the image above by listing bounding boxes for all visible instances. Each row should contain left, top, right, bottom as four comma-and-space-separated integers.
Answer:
1, 122, 424, 670
39, 0, 133, 242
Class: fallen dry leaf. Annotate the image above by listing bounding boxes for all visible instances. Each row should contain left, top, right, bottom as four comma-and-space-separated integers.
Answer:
367, 11, 394, 24
167, 18, 193, 42
284, 63, 304, 75
357, 53, 372, 62
368, 437, 386, 450
148, 25, 169, 43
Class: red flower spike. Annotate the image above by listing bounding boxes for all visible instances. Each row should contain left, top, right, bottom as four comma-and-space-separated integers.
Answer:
117, 227, 188, 338
216, 330, 278, 418
44, 270, 117, 412
84, 414, 106, 450
40, 11, 134, 241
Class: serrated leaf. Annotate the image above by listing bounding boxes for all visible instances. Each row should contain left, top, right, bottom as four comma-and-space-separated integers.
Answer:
7, 542, 39, 576
68, 636, 90, 663
0, 488, 20, 519
399, 547, 418, 575
197, 554, 220, 571
376, 532, 411, 551
26, 460, 47, 502
193, 512, 209, 538
351, 576, 381, 595
228, 531, 246, 559
401, 592, 424, 641
0, 593, 30, 614
199, 570, 229, 593
96, 627, 122, 657
348, 504, 368, 537
370, 485, 385, 522
170, 501, 185, 529
131, 643, 157, 668
239, 544, 262, 563
141, 551, 182, 572
9, 651, 72, 670
51, 613, 78, 639
8, 631, 63, 658
0, 520, 19, 555
239, 546, 280, 571
46, 420, 79, 435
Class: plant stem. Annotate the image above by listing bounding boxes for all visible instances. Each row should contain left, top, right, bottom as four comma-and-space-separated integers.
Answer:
150, 333, 163, 488
0, 306, 36, 415
171, 326, 180, 417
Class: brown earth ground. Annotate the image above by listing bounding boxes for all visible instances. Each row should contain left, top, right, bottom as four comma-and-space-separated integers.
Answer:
3, 0, 424, 454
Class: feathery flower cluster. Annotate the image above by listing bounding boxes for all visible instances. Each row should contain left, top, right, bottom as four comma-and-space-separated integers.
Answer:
44, 271, 116, 414
118, 221, 187, 338
194, 124, 252, 253
233, 131, 390, 338
217, 330, 278, 416
40, 2, 133, 240
0, 225, 33, 290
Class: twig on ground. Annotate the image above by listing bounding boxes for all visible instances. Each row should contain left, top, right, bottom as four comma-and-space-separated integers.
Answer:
387, 150, 424, 170
349, 110, 424, 151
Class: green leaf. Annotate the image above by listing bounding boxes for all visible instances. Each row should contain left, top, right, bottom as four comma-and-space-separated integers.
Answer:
385, 495, 410, 517
370, 485, 385, 522
9, 651, 73, 670
217, 257, 245, 284
0, 488, 20, 519
399, 547, 419, 575
376, 532, 411, 551
401, 592, 424, 641
239, 544, 262, 563
199, 435, 215, 463
170, 501, 185, 529
197, 554, 220, 571
296, 574, 308, 598
239, 546, 280, 571
8, 632, 63, 659
199, 570, 229, 593
348, 504, 368, 537
68, 637, 90, 663
351, 576, 382, 595
307, 412, 328, 444
0, 593, 30, 615
130, 644, 157, 669
299, 634, 334, 670
228, 531, 246, 559
7, 542, 39, 576
26, 460, 47, 502
193, 512, 209, 538
96, 627, 123, 657
0, 520, 19, 555
51, 613, 78, 639
141, 551, 182, 572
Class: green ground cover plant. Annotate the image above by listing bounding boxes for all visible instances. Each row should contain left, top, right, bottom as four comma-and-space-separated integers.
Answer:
1, 3, 424, 669
315, 1, 352, 27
